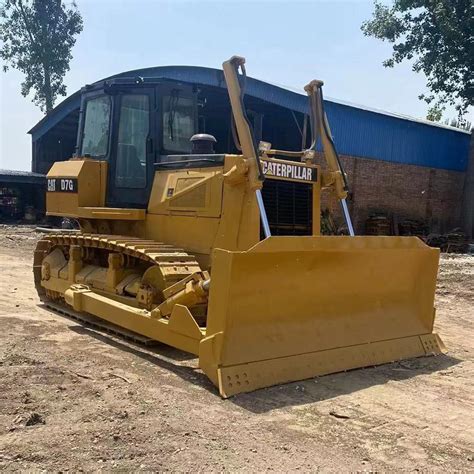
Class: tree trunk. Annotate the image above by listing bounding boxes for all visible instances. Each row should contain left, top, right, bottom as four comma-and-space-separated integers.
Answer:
43, 65, 53, 113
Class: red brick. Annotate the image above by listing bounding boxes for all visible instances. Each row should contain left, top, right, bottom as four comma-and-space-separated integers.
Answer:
315, 153, 465, 234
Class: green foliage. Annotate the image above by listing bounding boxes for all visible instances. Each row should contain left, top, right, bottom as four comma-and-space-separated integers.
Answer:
0, 0, 83, 113
426, 104, 445, 122
362, 0, 473, 117
426, 104, 472, 131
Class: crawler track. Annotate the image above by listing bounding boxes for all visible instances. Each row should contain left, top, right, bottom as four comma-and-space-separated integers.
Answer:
44, 300, 159, 346
33, 232, 202, 304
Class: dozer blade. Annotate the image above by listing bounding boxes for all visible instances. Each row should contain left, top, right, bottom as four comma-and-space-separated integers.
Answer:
199, 236, 445, 397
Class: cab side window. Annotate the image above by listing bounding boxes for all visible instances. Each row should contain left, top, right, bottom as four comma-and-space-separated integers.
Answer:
163, 93, 194, 154
81, 96, 111, 157
115, 95, 150, 189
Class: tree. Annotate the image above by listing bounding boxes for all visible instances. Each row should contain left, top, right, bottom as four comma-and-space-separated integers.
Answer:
426, 104, 472, 131
426, 104, 444, 122
444, 117, 472, 131
362, 1, 473, 118
0, 0, 83, 113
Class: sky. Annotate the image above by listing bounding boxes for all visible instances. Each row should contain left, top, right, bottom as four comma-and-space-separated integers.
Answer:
0, 0, 472, 171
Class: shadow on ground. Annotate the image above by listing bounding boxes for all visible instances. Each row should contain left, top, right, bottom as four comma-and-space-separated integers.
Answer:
65, 316, 461, 414
67, 324, 215, 390
230, 353, 461, 413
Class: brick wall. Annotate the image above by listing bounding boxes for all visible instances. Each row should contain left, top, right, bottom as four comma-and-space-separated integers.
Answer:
315, 153, 466, 235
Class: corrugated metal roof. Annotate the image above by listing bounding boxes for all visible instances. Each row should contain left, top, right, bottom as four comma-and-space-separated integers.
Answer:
0, 169, 45, 184
29, 65, 471, 172
269, 80, 470, 134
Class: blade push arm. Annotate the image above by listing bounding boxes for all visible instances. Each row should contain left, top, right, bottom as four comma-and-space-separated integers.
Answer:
222, 56, 271, 238
304, 80, 348, 199
304, 80, 355, 236
222, 56, 263, 190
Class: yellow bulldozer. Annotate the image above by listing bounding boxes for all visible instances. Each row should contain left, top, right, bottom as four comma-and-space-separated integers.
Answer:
34, 56, 444, 397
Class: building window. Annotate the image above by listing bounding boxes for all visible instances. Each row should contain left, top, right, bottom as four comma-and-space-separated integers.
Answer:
115, 94, 150, 189
81, 96, 111, 157
163, 93, 194, 153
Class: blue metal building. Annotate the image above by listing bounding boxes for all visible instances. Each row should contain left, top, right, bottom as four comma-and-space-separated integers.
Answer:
29, 65, 471, 175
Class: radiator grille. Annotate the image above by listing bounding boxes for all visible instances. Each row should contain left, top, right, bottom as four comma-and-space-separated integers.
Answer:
261, 179, 313, 236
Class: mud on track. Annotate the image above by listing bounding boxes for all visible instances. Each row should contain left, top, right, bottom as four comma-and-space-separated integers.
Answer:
0, 225, 473, 471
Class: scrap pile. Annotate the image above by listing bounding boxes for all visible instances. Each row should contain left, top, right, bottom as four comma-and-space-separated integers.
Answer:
426, 229, 470, 253
397, 219, 429, 237
365, 214, 392, 235
365, 214, 429, 237
364, 214, 471, 253
0, 186, 22, 219
321, 208, 338, 235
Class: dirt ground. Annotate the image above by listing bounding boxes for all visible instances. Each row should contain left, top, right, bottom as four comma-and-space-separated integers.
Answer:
0, 224, 472, 471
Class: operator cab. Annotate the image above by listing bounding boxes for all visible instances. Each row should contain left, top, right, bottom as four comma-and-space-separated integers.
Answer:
76, 78, 313, 236
77, 78, 205, 208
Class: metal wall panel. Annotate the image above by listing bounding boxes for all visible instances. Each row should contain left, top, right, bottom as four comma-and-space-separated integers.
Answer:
325, 102, 470, 171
